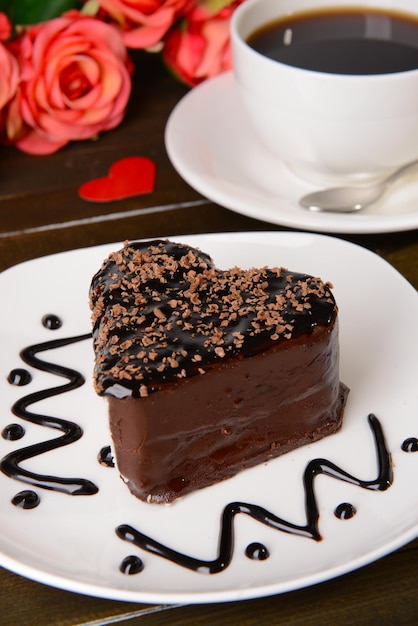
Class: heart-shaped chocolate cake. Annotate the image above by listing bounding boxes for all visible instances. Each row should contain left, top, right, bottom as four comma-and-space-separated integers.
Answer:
90, 239, 348, 503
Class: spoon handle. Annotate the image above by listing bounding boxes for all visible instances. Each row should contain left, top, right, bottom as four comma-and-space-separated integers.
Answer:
385, 159, 418, 187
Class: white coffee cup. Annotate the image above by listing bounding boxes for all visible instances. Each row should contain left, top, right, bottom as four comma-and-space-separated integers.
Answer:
231, 0, 418, 185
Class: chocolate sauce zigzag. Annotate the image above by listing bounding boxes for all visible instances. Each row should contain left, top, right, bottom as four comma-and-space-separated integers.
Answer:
116, 414, 392, 574
1, 334, 98, 495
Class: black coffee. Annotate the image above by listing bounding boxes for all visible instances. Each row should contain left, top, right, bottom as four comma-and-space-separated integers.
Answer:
247, 8, 418, 74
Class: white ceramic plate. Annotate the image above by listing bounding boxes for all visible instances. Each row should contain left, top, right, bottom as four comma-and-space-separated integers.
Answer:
165, 72, 418, 234
0, 232, 417, 604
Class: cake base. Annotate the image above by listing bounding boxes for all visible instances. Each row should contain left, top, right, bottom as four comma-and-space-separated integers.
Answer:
107, 323, 349, 503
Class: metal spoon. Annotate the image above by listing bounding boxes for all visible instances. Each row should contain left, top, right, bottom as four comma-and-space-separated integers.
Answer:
299, 159, 418, 213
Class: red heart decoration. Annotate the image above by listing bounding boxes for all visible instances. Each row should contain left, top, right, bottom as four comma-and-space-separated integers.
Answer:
79, 156, 156, 202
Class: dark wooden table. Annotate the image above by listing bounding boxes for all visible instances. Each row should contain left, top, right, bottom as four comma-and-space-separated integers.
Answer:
1, 51, 417, 626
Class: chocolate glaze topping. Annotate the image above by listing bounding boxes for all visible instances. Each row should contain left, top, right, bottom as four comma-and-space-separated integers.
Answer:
90, 240, 337, 398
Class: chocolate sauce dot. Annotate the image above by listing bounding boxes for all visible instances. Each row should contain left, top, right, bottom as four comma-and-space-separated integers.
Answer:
7, 368, 32, 386
42, 314, 62, 330
98, 445, 115, 467
2, 423, 25, 441
12, 490, 40, 509
245, 542, 270, 561
120, 555, 144, 575
334, 502, 357, 520
401, 437, 418, 453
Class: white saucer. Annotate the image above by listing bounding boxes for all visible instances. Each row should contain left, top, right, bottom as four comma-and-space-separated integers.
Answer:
165, 72, 418, 234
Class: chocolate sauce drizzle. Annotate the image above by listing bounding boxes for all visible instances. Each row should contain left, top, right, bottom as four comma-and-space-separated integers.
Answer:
12, 490, 40, 509
1, 333, 98, 496
7, 368, 32, 386
120, 555, 144, 575
42, 314, 63, 330
98, 445, 115, 467
245, 542, 270, 561
334, 502, 356, 520
401, 437, 418, 452
116, 414, 392, 575
2, 423, 25, 441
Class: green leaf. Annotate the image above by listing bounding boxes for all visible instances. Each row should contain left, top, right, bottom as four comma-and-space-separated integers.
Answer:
81, 0, 99, 16
0, 0, 83, 26
199, 0, 236, 15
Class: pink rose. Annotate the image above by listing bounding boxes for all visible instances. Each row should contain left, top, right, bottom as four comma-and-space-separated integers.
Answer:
96, 0, 192, 49
0, 11, 12, 42
0, 13, 19, 142
0, 13, 19, 109
163, 0, 244, 86
5, 12, 132, 155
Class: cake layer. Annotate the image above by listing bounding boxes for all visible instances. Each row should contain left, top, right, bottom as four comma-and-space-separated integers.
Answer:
107, 322, 348, 503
